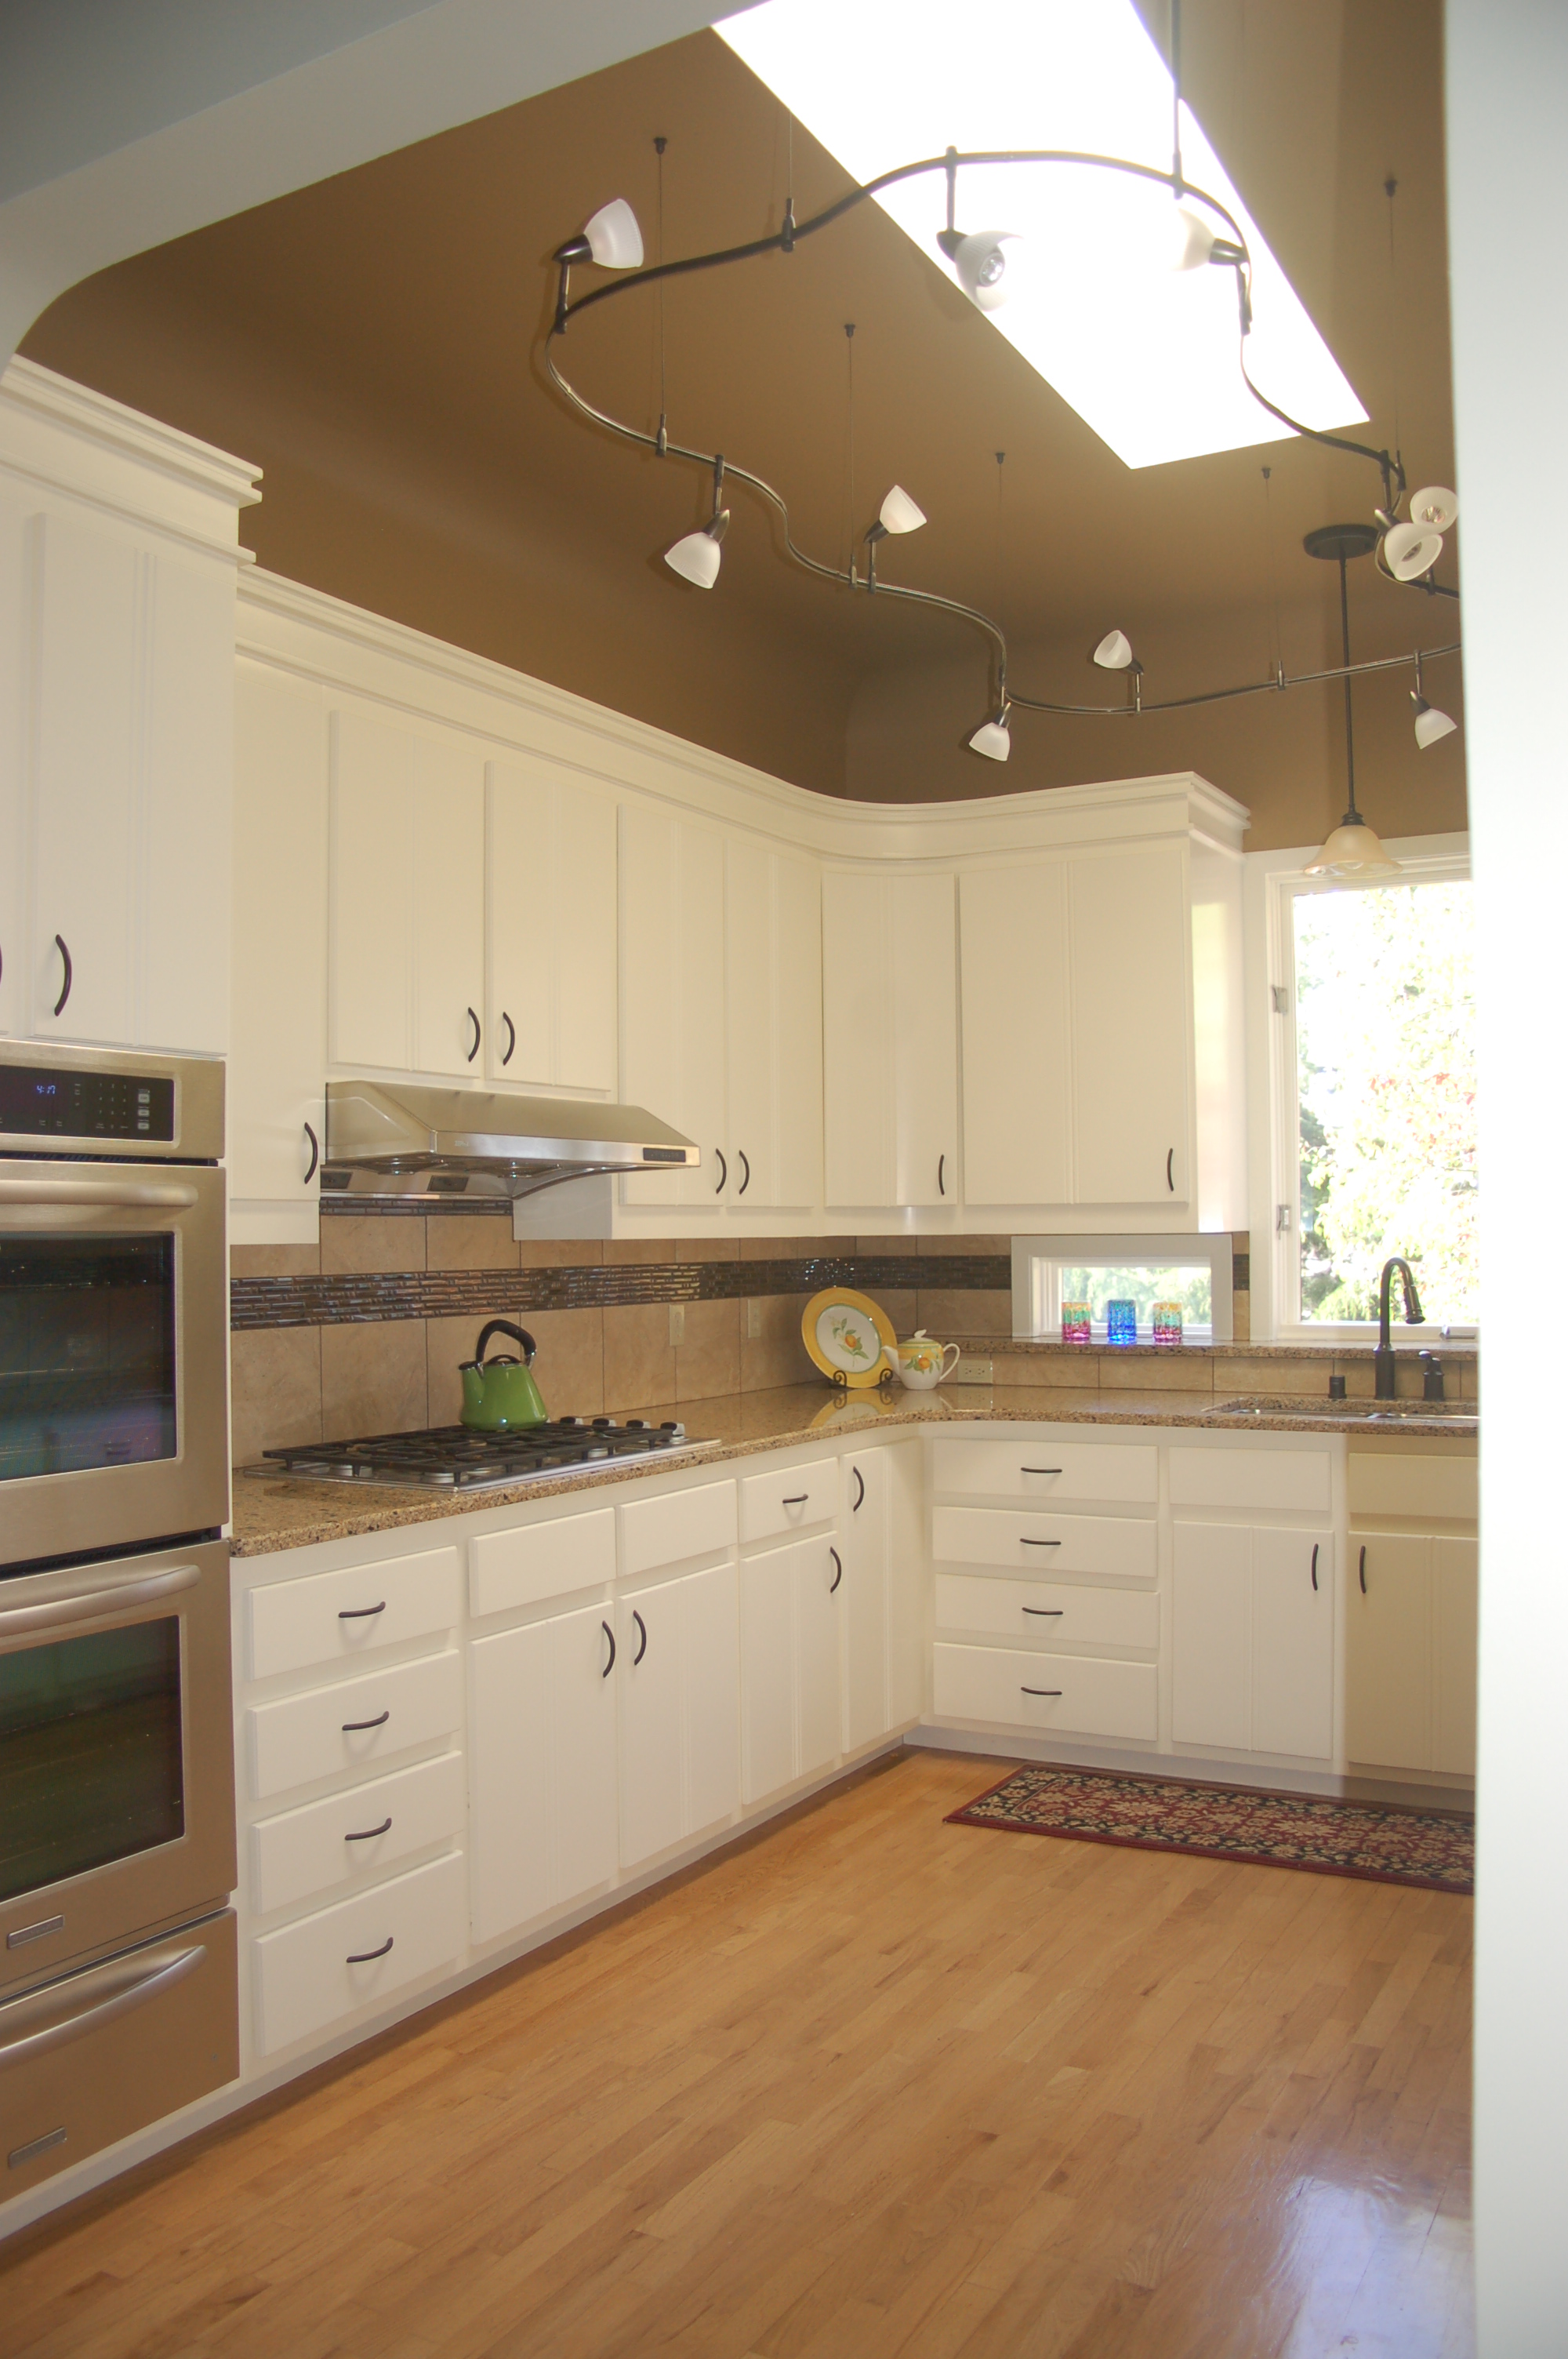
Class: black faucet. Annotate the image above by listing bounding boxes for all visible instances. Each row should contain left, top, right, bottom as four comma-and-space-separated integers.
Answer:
1375, 1256, 1424, 1398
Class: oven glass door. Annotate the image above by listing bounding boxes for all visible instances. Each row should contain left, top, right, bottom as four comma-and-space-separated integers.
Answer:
0, 1233, 178, 1482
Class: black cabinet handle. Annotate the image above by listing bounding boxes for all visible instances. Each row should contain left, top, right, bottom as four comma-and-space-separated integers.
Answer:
737, 1149, 750, 1196
851, 1467, 866, 1513
303, 1121, 319, 1185
338, 1601, 387, 1619
1022, 1467, 1062, 1476
466, 1007, 481, 1063
632, 1609, 648, 1666
714, 1148, 727, 1194
1359, 1545, 1367, 1595
345, 1816, 392, 1843
1022, 1687, 1063, 1697
782, 1494, 808, 1506
500, 1011, 516, 1067
1166, 1147, 1174, 1192
1022, 1606, 1064, 1617
1310, 1543, 1319, 1593
1021, 1537, 1061, 1547
938, 1153, 946, 1197
829, 1547, 842, 1594
347, 1936, 394, 1964
52, 935, 71, 1017
341, 1710, 390, 1732
601, 1619, 615, 1677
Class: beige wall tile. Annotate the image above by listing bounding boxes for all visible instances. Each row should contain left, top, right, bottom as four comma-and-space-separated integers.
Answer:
675, 1238, 740, 1263
989, 1350, 1101, 1388
321, 1319, 428, 1436
604, 1303, 676, 1412
426, 1306, 604, 1422
1335, 1356, 1378, 1398
675, 1299, 742, 1402
739, 1237, 800, 1263
320, 1216, 426, 1275
873, 1289, 918, 1337
424, 1216, 521, 1273
1230, 1289, 1251, 1343
230, 1242, 320, 1279
916, 1288, 1012, 1337
603, 1239, 672, 1265
1098, 1351, 1212, 1393
856, 1235, 913, 1257
742, 1293, 818, 1392
517, 1238, 603, 1269
230, 1326, 321, 1464
1211, 1354, 1323, 1398
919, 1234, 1011, 1256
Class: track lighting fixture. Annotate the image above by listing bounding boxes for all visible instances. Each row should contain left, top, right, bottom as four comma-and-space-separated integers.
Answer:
1382, 520, 1445, 582
940, 228, 1025, 314
1409, 486, 1459, 533
1093, 630, 1136, 671
967, 708, 1011, 761
566, 198, 645, 271
876, 485, 927, 536
1410, 655, 1457, 748
664, 455, 728, 588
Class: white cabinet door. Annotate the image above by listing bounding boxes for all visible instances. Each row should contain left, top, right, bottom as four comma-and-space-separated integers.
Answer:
1251, 1527, 1334, 1761
1434, 1536, 1479, 1776
884, 1442, 927, 1729
797, 1536, 842, 1779
960, 860, 1070, 1205
487, 759, 616, 1092
229, 661, 328, 1219
683, 1561, 741, 1837
469, 1601, 618, 1946
619, 1565, 739, 1868
1172, 1523, 1250, 1750
1346, 1534, 1432, 1772
1068, 845, 1190, 1205
840, 1454, 889, 1754
822, 869, 957, 1209
0, 489, 27, 1037
725, 838, 822, 1211
329, 707, 485, 1077
740, 1545, 797, 1806
618, 803, 726, 1209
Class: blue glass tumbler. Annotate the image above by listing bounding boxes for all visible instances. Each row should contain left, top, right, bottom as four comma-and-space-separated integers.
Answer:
1106, 1299, 1138, 1346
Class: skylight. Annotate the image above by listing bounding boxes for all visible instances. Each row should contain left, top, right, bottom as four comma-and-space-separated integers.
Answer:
718, 0, 1367, 470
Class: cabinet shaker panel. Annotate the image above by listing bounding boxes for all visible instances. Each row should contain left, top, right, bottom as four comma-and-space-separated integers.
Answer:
1345, 1534, 1432, 1772
1434, 1536, 1479, 1776
1250, 1527, 1334, 1762
823, 869, 956, 1210
619, 802, 726, 1208
1172, 1522, 1250, 1750
488, 760, 616, 1093
960, 861, 1070, 1205
1069, 845, 1190, 1205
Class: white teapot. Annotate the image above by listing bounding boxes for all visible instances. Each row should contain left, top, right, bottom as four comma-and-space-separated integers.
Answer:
882, 1329, 961, 1390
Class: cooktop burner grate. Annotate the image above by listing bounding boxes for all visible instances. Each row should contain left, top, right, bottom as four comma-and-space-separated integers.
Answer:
256, 1417, 711, 1491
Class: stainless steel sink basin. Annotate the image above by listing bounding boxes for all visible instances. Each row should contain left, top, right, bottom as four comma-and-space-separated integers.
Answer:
1210, 1394, 1476, 1424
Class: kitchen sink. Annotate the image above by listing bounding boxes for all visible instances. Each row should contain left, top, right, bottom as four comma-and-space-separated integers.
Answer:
1210, 1394, 1476, 1424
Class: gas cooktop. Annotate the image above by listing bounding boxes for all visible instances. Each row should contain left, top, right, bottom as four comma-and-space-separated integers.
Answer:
254, 1417, 715, 1492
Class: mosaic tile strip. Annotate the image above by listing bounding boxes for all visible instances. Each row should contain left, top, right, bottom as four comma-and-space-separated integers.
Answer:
230, 1254, 1014, 1332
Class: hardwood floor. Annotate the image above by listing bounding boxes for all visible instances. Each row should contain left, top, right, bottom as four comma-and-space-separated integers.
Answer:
0, 1751, 1473, 2359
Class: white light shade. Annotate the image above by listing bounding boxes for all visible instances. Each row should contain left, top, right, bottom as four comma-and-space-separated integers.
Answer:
1167, 205, 1216, 271
879, 484, 927, 534
583, 198, 644, 269
968, 715, 1011, 760
1304, 819, 1401, 878
1414, 699, 1458, 749
664, 529, 722, 587
1384, 521, 1444, 580
1093, 628, 1134, 669
1409, 484, 1459, 531
950, 229, 1023, 311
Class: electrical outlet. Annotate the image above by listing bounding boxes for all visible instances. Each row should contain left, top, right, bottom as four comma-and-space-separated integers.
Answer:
669, 1304, 685, 1347
746, 1298, 763, 1339
953, 1358, 994, 1385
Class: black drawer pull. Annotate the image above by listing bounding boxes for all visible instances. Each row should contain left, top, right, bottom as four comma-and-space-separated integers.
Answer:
1021, 1687, 1063, 1697
1359, 1545, 1367, 1595
342, 1710, 390, 1732
339, 1601, 387, 1619
714, 1147, 727, 1194
347, 1936, 394, 1964
500, 1010, 516, 1067
53, 935, 71, 1017
601, 1619, 615, 1677
466, 1007, 481, 1063
737, 1148, 750, 1195
829, 1547, 842, 1594
1021, 1537, 1061, 1547
1021, 1467, 1062, 1476
632, 1609, 648, 1666
1310, 1543, 1319, 1593
852, 1467, 866, 1513
303, 1121, 320, 1184
938, 1152, 946, 1197
1167, 1146, 1174, 1192
782, 1493, 808, 1506
1022, 1606, 1064, 1617
345, 1817, 392, 1843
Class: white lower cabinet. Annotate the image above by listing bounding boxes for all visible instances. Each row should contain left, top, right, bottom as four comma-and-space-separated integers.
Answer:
841, 1443, 927, 1750
250, 1751, 466, 1918
469, 1601, 619, 1946
740, 1535, 843, 1805
617, 1563, 740, 1870
252, 1850, 466, 2057
1346, 1532, 1478, 1776
932, 1643, 1157, 1741
1172, 1522, 1334, 1761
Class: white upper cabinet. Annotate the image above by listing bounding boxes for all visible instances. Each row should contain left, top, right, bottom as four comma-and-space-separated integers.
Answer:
822, 869, 958, 1210
328, 705, 485, 1077
619, 802, 727, 1209
1068, 845, 1190, 1206
960, 859, 1071, 1206
724, 838, 823, 1212
486, 759, 616, 1094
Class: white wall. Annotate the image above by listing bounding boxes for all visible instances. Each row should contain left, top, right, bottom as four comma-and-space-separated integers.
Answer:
1447, 3, 1568, 2350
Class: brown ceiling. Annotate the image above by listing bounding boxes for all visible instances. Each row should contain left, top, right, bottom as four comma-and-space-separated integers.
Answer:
20, 1, 1465, 844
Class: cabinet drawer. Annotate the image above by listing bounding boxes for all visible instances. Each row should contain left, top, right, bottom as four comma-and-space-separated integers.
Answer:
932, 1504, 1155, 1580
247, 1650, 463, 1801
1169, 1447, 1330, 1512
934, 1642, 1157, 1741
935, 1573, 1159, 1652
249, 1751, 466, 1917
620, 1480, 738, 1577
470, 1507, 615, 1619
931, 1437, 1157, 1505
247, 1547, 462, 1681
1348, 1452, 1477, 1522
252, 1850, 466, 2056
740, 1456, 838, 1543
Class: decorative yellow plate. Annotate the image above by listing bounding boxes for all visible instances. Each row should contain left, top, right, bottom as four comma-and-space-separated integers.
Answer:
801, 1286, 896, 1389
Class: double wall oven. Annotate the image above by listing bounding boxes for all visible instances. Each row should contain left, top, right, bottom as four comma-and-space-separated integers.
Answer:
0, 1045, 237, 2201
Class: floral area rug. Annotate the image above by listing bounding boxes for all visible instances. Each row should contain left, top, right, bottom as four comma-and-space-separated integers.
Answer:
946, 1764, 1474, 1893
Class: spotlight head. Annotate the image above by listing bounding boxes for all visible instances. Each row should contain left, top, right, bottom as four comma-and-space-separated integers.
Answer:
942, 229, 1023, 313
1383, 521, 1444, 581
582, 198, 644, 269
968, 711, 1011, 761
878, 485, 927, 536
664, 511, 728, 588
1168, 205, 1217, 271
1412, 694, 1457, 749
1093, 628, 1135, 671
1408, 485, 1459, 532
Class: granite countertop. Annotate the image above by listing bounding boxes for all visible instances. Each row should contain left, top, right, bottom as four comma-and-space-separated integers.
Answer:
230, 1377, 1477, 1560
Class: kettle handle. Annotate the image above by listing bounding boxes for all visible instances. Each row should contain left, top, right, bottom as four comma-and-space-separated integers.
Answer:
475, 1319, 535, 1365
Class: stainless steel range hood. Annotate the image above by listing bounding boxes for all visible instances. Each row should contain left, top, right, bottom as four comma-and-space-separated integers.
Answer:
321, 1080, 699, 1202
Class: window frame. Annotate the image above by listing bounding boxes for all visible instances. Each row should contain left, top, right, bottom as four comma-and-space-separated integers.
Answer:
1243, 831, 1475, 1345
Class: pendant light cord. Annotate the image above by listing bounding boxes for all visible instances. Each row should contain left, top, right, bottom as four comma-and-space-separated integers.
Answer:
1385, 176, 1402, 467
655, 136, 667, 452
1339, 550, 1359, 820
844, 322, 856, 578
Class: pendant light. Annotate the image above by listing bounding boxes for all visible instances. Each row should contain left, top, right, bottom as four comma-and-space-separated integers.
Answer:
1303, 525, 1400, 878
665, 455, 729, 587
968, 708, 1011, 761
1410, 653, 1457, 748
1093, 628, 1135, 669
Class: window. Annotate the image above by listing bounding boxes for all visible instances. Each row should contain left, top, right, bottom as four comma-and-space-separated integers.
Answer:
1011, 1234, 1235, 1343
1256, 843, 1478, 1339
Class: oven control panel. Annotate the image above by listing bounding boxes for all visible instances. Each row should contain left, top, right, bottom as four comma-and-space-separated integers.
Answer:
0, 1063, 176, 1143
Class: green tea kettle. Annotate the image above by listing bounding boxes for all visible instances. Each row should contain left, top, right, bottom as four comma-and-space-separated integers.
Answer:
459, 1320, 547, 1430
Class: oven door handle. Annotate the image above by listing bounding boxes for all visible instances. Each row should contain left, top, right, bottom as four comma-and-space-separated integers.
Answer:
0, 1941, 205, 2070
0, 1175, 199, 1209
0, 1562, 199, 1637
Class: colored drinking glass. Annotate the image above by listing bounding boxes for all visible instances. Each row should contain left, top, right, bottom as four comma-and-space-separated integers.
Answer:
1106, 1299, 1138, 1346
1152, 1301, 1183, 1346
1061, 1300, 1091, 1344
